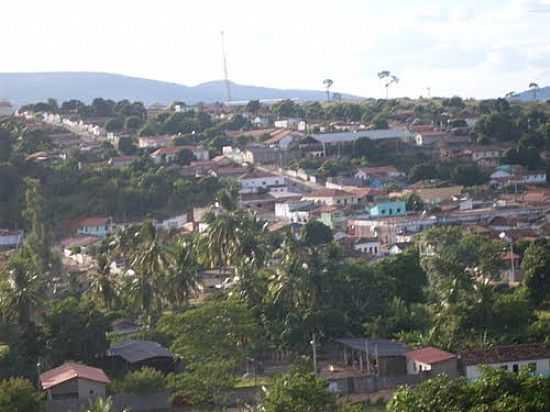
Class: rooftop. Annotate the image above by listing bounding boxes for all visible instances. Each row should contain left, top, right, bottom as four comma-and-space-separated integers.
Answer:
40, 363, 110, 390
304, 189, 353, 198
312, 128, 410, 144
462, 343, 550, 366
406, 347, 456, 365
107, 340, 173, 363
78, 217, 110, 227
335, 338, 410, 357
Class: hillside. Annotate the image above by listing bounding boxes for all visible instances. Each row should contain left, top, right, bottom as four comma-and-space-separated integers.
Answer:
511, 86, 550, 102
0, 72, 360, 106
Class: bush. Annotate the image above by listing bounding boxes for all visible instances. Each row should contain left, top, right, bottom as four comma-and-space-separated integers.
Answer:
110, 367, 167, 394
0, 378, 42, 412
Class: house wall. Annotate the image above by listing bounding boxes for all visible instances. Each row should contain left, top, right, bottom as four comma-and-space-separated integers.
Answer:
407, 358, 458, 377
465, 358, 550, 380
354, 242, 381, 255
240, 176, 284, 193
192, 149, 210, 161
369, 201, 406, 217
78, 224, 111, 238
77, 379, 106, 400
48, 379, 78, 400
0, 231, 24, 248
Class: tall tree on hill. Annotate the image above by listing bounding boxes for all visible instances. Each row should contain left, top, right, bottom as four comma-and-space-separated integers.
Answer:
529, 82, 540, 100
322, 79, 334, 102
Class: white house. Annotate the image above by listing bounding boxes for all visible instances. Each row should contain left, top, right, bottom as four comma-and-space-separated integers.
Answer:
40, 363, 110, 401
0, 229, 24, 249
77, 217, 113, 238
275, 201, 317, 224
462, 343, 550, 380
274, 118, 302, 129
406, 347, 458, 377
156, 213, 188, 231
150, 146, 182, 164
302, 189, 358, 207
137, 135, 173, 149
415, 131, 447, 146
239, 170, 285, 193
352, 237, 382, 256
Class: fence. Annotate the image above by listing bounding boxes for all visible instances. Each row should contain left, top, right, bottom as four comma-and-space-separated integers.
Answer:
45, 391, 170, 412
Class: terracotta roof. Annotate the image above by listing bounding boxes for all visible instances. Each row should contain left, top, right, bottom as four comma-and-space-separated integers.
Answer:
40, 363, 110, 390
462, 343, 550, 366
304, 189, 352, 198
151, 146, 183, 156
406, 347, 456, 365
78, 217, 110, 227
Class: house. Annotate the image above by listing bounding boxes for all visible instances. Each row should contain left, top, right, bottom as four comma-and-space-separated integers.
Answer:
335, 338, 411, 376
264, 129, 305, 150
352, 237, 382, 256
369, 201, 407, 217
106, 340, 175, 373
470, 146, 506, 168
312, 128, 411, 147
109, 156, 137, 168
76, 217, 112, 238
461, 343, 550, 380
317, 207, 347, 230
150, 146, 184, 164
389, 242, 412, 255
137, 135, 173, 149
239, 170, 285, 193
355, 166, 404, 183
274, 118, 302, 129
243, 145, 284, 165
40, 363, 110, 401
415, 131, 447, 146
0, 229, 24, 249
302, 189, 358, 207
490, 165, 547, 186
275, 201, 318, 224
406, 347, 458, 377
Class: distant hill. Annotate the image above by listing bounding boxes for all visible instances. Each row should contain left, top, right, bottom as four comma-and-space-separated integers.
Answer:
511, 86, 550, 102
0, 72, 361, 106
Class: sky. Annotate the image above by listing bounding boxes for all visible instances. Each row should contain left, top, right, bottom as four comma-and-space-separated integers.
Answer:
2, 0, 550, 99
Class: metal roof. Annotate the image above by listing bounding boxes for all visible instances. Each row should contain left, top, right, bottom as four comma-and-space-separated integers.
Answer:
40, 363, 110, 390
335, 338, 410, 357
107, 340, 173, 363
312, 129, 410, 144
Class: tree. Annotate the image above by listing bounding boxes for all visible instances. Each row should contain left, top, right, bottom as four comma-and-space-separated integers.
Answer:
521, 239, 550, 306
405, 192, 424, 212
168, 360, 237, 411
246, 100, 261, 115
408, 163, 438, 182
0, 377, 42, 412
301, 221, 333, 246
87, 254, 117, 310
110, 367, 167, 394
322, 79, 334, 102
117, 136, 137, 155
529, 82, 540, 101
105, 118, 124, 132
163, 238, 199, 309
372, 113, 389, 129
451, 163, 487, 186
157, 300, 259, 365
124, 116, 143, 131
378, 71, 399, 99
261, 369, 339, 412
43, 297, 110, 366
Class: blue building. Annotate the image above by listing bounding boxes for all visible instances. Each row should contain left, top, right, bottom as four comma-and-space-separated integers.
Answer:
369, 201, 407, 217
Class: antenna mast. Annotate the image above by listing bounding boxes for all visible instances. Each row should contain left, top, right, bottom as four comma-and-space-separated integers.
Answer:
220, 30, 232, 103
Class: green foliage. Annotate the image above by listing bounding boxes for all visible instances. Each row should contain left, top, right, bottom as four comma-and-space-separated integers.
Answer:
110, 367, 167, 394
261, 370, 338, 412
521, 239, 550, 306
105, 118, 124, 132
158, 300, 259, 365
43, 297, 110, 366
0, 378, 42, 412
168, 360, 237, 410
81, 396, 130, 412
387, 368, 550, 412
301, 221, 333, 246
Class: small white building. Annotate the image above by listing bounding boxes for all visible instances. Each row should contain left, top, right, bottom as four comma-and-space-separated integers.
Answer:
302, 189, 358, 207
40, 363, 110, 401
353, 237, 382, 256
274, 118, 302, 129
275, 201, 317, 223
77, 217, 113, 238
462, 343, 550, 380
0, 229, 24, 249
239, 170, 285, 193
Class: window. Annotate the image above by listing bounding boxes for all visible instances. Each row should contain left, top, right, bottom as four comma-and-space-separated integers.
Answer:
513, 364, 519, 373
528, 362, 537, 373
501, 365, 508, 371
396, 209, 401, 213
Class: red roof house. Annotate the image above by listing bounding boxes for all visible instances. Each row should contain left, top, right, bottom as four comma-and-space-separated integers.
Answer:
40, 362, 110, 401
406, 347, 458, 377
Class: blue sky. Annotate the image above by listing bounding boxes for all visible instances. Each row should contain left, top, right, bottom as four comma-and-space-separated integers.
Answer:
2, 0, 549, 98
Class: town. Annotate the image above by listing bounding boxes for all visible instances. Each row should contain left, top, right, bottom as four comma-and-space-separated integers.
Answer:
1, 87, 550, 412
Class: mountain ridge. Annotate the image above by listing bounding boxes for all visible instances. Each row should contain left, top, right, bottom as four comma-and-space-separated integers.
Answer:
0, 72, 361, 106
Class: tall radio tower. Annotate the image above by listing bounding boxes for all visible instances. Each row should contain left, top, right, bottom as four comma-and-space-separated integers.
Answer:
220, 30, 232, 103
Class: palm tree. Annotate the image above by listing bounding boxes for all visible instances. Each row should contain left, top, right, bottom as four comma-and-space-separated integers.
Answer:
322, 79, 334, 102
0, 253, 43, 325
87, 254, 117, 310
529, 82, 540, 101
126, 222, 170, 322
164, 238, 200, 309
378, 70, 399, 99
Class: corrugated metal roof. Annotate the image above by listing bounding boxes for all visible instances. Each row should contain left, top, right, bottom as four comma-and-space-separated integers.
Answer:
107, 340, 173, 363
335, 338, 410, 357
40, 363, 110, 390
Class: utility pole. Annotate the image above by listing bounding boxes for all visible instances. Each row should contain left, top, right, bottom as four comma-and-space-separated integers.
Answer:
220, 30, 232, 103
311, 333, 318, 375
